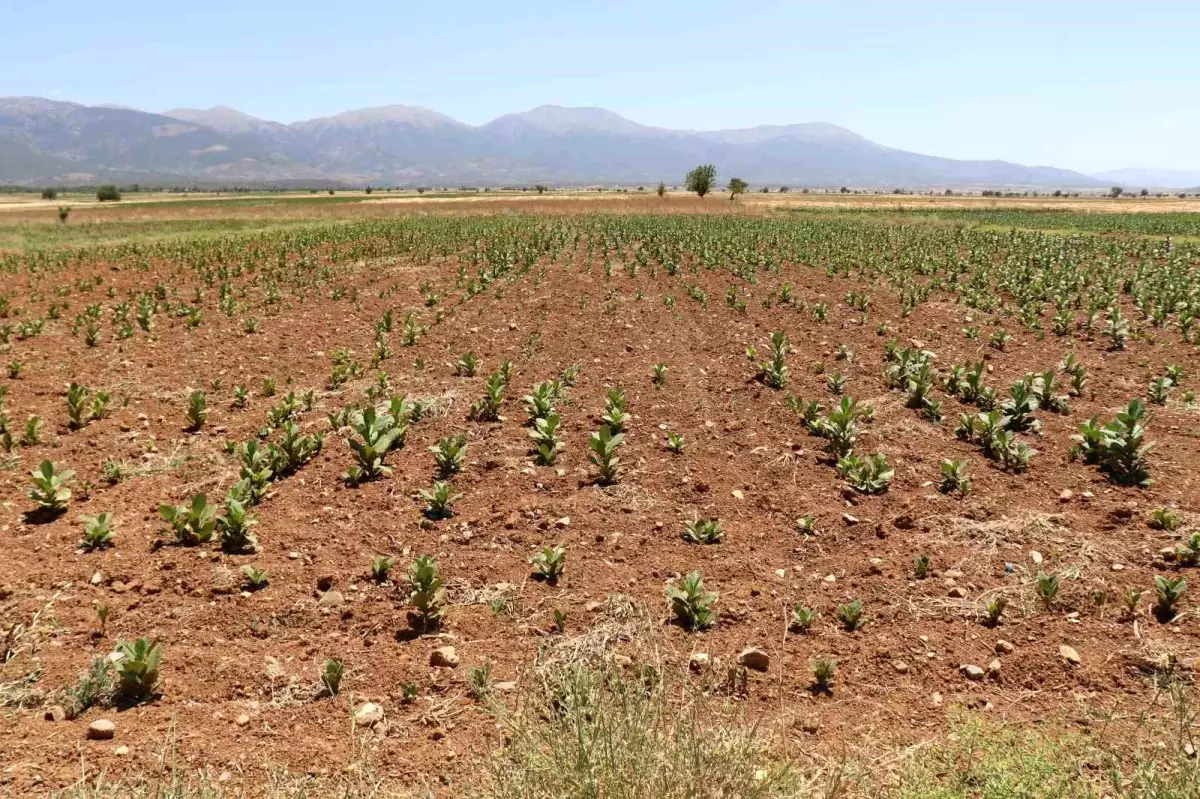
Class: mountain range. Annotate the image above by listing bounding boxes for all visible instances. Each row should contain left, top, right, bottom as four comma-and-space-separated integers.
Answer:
0, 96, 1109, 189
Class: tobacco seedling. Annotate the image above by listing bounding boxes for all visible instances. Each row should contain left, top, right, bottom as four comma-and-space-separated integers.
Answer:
531, 545, 566, 582
667, 572, 717, 631
321, 659, 344, 697
419, 481, 462, 518
159, 494, 217, 546
754, 331, 789, 388
467, 660, 494, 701
811, 658, 836, 692
1149, 507, 1183, 531
371, 555, 395, 583
455, 352, 481, 377
529, 413, 564, 465
1154, 575, 1187, 622
836, 599, 865, 631
470, 373, 506, 421
185, 390, 208, 431
1035, 572, 1059, 606
408, 555, 445, 627
430, 434, 467, 475
796, 516, 817, 535
217, 497, 258, 553
29, 460, 73, 512
665, 432, 685, 454
588, 425, 624, 484
343, 406, 406, 485
984, 597, 1007, 627
241, 565, 269, 591
683, 518, 724, 544
912, 555, 931, 579
652, 363, 668, 388
601, 388, 630, 432
790, 605, 817, 632
113, 638, 162, 704
80, 513, 115, 550
939, 458, 971, 495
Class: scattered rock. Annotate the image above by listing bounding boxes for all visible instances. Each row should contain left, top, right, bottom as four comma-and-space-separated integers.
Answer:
1058, 489, 1073, 502
961, 664, 986, 681
44, 705, 67, 722
1030, 551, 1043, 565
430, 646, 460, 667
113, 745, 130, 756
317, 590, 344, 609
995, 640, 1015, 655
737, 647, 770, 672
316, 576, 335, 591
931, 692, 943, 706
235, 714, 250, 727
868, 558, 884, 575
689, 652, 710, 672
842, 513, 859, 525
612, 654, 633, 667
1059, 645, 1081, 666
585, 600, 603, 613
801, 717, 820, 733
554, 517, 570, 528
987, 658, 1002, 677
892, 660, 910, 674
892, 514, 915, 530
948, 586, 968, 599
86, 719, 115, 740
731, 489, 745, 501
354, 702, 384, 727
493, 681, 517, 692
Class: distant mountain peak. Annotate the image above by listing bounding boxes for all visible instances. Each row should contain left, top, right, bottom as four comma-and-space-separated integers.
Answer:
296, 105, 467, 130
485, 105, 658, 136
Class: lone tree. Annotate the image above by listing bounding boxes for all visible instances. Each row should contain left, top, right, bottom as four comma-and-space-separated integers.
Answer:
727, 177, 748, 199
656, 181, 666, 198
41, 188, 57, 200
685, 164, 717, 198
1110, 186, 1124, 198
535, 184, 547, 195
96, 185, 121, 202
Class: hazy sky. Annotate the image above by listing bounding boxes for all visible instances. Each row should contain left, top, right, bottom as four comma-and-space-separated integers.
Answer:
4, 0, 1197, 172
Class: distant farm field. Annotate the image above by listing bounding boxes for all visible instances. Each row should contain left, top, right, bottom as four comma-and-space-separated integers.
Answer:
3, 194, 1200, 796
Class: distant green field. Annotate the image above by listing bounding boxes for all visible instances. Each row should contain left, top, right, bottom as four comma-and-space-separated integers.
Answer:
790, 206, 1200, 237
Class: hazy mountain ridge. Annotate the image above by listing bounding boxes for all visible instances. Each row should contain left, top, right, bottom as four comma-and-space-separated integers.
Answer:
0, 97, 1103, 188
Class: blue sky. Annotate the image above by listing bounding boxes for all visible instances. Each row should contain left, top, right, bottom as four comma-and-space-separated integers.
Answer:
4, 0, 1198, 172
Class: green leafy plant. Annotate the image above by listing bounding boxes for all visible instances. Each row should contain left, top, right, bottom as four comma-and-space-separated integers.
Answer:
185, 390, 208, 430
531, 545, 566, 582
836, 452, 893, 494
529, 413, 565, 465
939, 458, 971, 495
159, 493, 217, 546
343, 406, 406, 485
835, 599, 865, 631
241, 565, 269, 591
652, 363, 667, 388
1153, 575, 1187, 622
1149, 507, 1183, 531
467, 660, 494, 701
811, 658, 836, 692
470, 372, 507, 421
753, 330, 789, 388
430, 434, 468, 475
984, 596, 1007, 627
66, 382, 91, 430
113, 638, 162, 704
683, 518, 724, 544
912, 554, 931, 579
455, 351, 481, 377
217, 497, 258, 553
408, 555, 445, 627
790, 604, 817, 632
588, 425, 624, 484
22, 415, 43, 445
29, 460, 73, 513
666, 571, 716, 631
419, 481, 462, 518
523, 381, 557, 421
80, 513, 115, 550
321, 659, 344, 697
665, 432, 685, 454
796, 516, 817, 535
371, 555, 395, 583
601, 388, 630, 433
1035, 572, 1059, 606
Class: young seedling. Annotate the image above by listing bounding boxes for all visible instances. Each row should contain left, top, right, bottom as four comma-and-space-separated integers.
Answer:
531, 545, 566, 582
321, 659, 344, 697
241, 565, 269, 591
1122, 587, 1142, 618
811, 658, 836, 693
469, 373, 506, 421
836, 599, 865, 631
796, 516, 817, 535
912, 554, 931, 579
754, 331, 790, 389
522, 381, 556, 421
939, 458, 971, 495
665, 432, 685, 454
666, 571, 717, 631
601, 388, 631, 433
588, 425, 624, 484
419, 481, 462, 519
185, 390, 208, 431
467, 660, 494, 701
159, 494, 217, 546
552, 609, 568, 633
1035, 572, 1059, 607
66, 382, 90, 430
29, 460, 73, 513
1149, 507, 1183, 531
652, 363, 668, 388
430, 434, 468, 475
683, 518, 724, 544
95, 603, 110, 638
113, 638, 162, 704
232, 384, 249, 409
217, 497, 258, 553
343, 406, 406, 485
408, 555, 446, 628
371, 555, 395, 583
1154, 575, 1187, 622
529, 413, 565, 465
80, 513, 115, 550
983, 597, 1007, 627
455, 352, 481, 377
790, 605, 817, 633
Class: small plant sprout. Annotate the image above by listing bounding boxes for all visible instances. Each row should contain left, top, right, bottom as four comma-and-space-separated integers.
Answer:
1153, 575, 1187, 622
159, 494, 217, 546
835, 599, 865, 631
321, 659, 344, 697
790, 604, 817, 632
652, 363, 668, 388
113, 638, 162, 704
1122, 587, 1142, 618
469, 372, 506, 421
217, 497, 258, 553
241, 565, 269, 591
95, 603, 110, 637
80, 513, 115, 550
419, 481, 462, 519
683, 518, 724, 544
754, 330, 790, 389
531, 545, 566, 582
408, 555, 446, 627
1176, 533, 1200, 567
371, 555, 395, 583
939, 458, 971, 495
185, 390, 208, 430
666, 571, 717, 631
343, 406, 406, 485
912, 554, 931, 579
601, 388, 630, 432
430, 434, 467, 475
1035, 572, 1060, 607
984, 596, 1007, 627
552, 609, 568, 633
232, 384, 249, 408
826, 373, 847, 395
455, 351, 481, 377
29, 460, 73, 513
588, 425, 624, 484
1149, 507, 1183, 531
467, 660, 494, 701
811, 657, 836, 692
796, 516, 817, 535
529, 413, 565, 465
665, 432, 685, 454
66, 382, 90, 430
22, 415, 44, 445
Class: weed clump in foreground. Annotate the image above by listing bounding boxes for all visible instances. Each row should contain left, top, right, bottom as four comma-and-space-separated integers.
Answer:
478, 664, 794, 799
